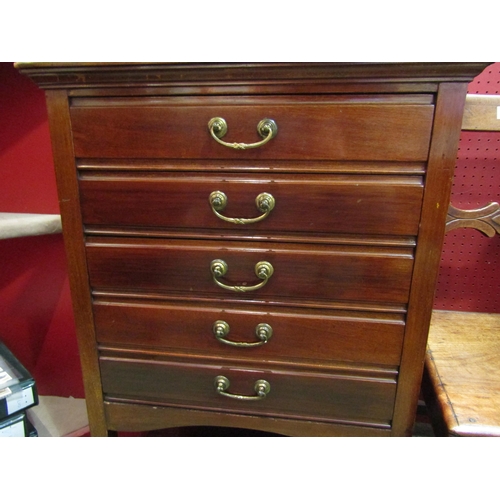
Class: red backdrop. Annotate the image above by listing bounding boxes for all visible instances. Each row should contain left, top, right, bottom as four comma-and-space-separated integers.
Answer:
0, 62, 83, 398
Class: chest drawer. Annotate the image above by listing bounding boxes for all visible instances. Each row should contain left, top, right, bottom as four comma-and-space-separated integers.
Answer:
80, 173, 424, 237
99, 356, 397, 427
70, 96, 434, 161
93, 300, 405, 366
86, 238, 414, 305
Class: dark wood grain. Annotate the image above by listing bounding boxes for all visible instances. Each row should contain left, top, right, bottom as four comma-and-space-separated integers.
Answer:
77, 158, 429, 175
86, 238, 415, 305
99, 355, 397, 427
104, 401, 392, 436
44, 90, 109, 436
70, 98, 434, 161
16, 62, 489, 90
391, 82, 470, 436
93, 299, 405, 366
79, 173, 424, 237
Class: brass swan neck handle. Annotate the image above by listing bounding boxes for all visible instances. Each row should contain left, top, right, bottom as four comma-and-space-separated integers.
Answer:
213, 320, 273, 347
214, 375, 271, 400
208, 117, 278, 150
209, 191, 275, 225
210, 259, 274, 293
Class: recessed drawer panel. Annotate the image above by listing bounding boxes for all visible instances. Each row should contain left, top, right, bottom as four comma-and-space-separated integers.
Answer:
70, 96, 434, 161
93, 300, 405, 366
86, 238, 414, 305
99, 356, 397, 426
80, 174, 424, 237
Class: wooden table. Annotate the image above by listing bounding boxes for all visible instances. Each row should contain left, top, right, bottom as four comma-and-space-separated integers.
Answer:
423, 310, 500, 436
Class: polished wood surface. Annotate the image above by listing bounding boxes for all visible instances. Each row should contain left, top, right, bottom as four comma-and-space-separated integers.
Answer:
44, 91, 108, 436
446, 202, 500, 236
18, 63, 489, 436
423, 310, 500, 437
15, 62, 489, 90
104, 401, 392, 436
99, 355, 397, 427
70, 97, 434, 161
79, 173, 424, 236
390, 82, 472, 436
86, 238, 414, 304
93, 299, 405, 366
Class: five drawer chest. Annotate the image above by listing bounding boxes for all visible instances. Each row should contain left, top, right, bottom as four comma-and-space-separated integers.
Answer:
17, 63, 489, 436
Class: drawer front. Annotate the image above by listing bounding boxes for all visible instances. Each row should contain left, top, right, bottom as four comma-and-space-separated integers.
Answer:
93, 301, 405, 366
70, 97, 434, 161
86, 239, 414, 305
100, 356, 397, 426
80, 174, 424, 237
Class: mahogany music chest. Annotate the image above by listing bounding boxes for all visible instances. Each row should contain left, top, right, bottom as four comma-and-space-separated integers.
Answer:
17, 63, 488, 436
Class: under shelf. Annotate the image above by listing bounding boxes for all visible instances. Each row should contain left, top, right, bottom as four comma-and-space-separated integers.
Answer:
0, 213, 62, 240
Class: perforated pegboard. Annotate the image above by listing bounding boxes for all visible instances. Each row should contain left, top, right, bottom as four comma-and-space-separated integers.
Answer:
434, 62, 500, 313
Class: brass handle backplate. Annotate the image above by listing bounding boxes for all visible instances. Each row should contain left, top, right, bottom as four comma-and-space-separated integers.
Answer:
208, 117, 278, 150
213, 320, 273, 347
214, 375, 271, 400
209, 191, 275, 224
210, 259, 273, 292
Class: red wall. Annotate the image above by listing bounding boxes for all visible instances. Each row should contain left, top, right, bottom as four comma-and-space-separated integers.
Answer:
0, 62, 498, 401
0, 62, 84, 398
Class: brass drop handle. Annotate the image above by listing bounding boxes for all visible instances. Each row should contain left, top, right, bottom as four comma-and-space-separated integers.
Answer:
213, 320, 273, 347
209, 191, 275, 224
214, 375, 271, 400
210, 259, 273, 292
208, 117, 278, 150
